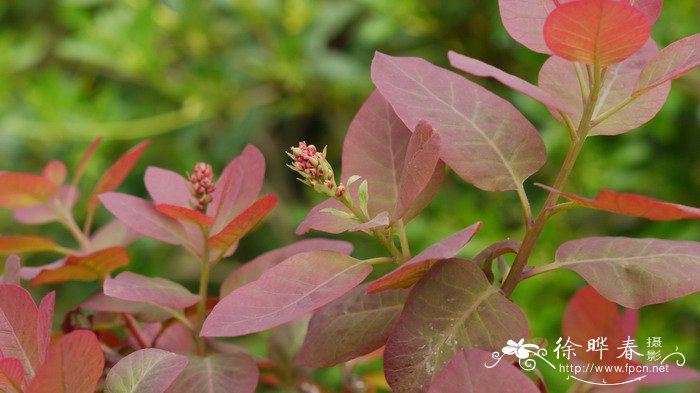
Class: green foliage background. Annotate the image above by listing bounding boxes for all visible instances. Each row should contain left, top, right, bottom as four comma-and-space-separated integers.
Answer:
0, 0, 698, 391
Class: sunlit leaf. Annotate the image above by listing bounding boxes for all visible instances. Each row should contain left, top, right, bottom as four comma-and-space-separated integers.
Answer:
0, 173, 57, 209
544, 0, 650, 66
369, 222, 481, 293
27, 330, 104, 393
207, 195, 277, 252
635, 33, 700, 95
202, 251, 371, 337
538, 184, 700, 220
105, 348, 188, 393
164, 353, 258, 393
297, 284, 408, 367
104, 272, 200, 309
427, 349, 539, 393
384, 259, 529, 393
0, 236, 61, 255
31, 246, 130, 287
371, 53, 545, 192
156, 204, 214, 226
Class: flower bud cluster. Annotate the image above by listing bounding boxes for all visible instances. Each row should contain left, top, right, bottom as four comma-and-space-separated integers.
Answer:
189, 162, 216, 212
287, 142, 344, 197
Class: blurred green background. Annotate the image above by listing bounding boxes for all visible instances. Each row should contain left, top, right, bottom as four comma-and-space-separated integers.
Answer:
0, 0, 698, 391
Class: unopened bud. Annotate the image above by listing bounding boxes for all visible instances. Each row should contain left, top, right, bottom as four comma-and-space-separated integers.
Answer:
287, 141, 340, 198
188, 162, 216, 213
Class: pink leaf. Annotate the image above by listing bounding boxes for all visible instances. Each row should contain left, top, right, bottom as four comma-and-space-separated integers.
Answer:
90, 219, 139, 251
368, 222, 482, 293
554, 237, 700, 308
88, 140, 151, 213
104, 272, 200, 309
448, 50, 570, 112
296, 198, 357, 235
428, 349, 539, 393
0, 173, 57, 209
537, 184, 700, 220
220, 239, 353, 297
42, 161, 67, 186
144, 167, 192, 208
164, 353, 258, 393
1, 255, 21, 285
82, 293, 175, 323
0, 285, 41, 379
393, 120, 442, 221
201, 251, 372, 337
371, 52, 546, 192
297, 284, 408, 368
105, 348, 188, 393
210, 145, 265, 234
349, 211, 390, 232
0, 236, 61, 255
100, 192, 189, 245
14, 186, 80, 225
156, 204, 215, 226
635, 33, 700, 95
207, 195, 277, 252
384, 259, 529, 393
403, 161, 445, 223
0, 358, 25, 393
27, 330, 104, 393
544, 0, 650, 66
539, 39, 670, 135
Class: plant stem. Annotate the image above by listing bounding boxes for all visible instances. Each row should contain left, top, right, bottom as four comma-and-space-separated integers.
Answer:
395, 219, 412, 259
501, 63, 603, 296
195, 251, 210, 356
516, 184, 533, 228
123, 313, 150, 349
338, 194, 404, 261
51, 202, 91, 251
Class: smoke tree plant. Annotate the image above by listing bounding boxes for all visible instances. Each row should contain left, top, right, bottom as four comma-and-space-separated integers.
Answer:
0, 0, 699, 392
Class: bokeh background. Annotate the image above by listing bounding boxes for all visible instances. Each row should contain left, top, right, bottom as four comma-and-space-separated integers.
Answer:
0, 0, 698, 391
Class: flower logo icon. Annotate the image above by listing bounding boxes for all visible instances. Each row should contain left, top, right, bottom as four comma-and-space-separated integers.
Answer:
502, 339, 540, 360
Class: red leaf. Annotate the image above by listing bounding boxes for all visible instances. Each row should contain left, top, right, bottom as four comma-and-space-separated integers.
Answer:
31, 246, 130, 287
201, 251, 371, 337
87, 140, 151, 212
428, 349, 539, 393
207, 195, 277, 252
0, 358, 25, 393
635, 33, 700, 95
0, 236, 61, 255
73, 136, 102, 185
0, 173, 58, 209
156, 204, 214, 226
544, 0, 651, 66
27, 330, 104, 393
368, 222, 481, 293
538, 184, 700, 220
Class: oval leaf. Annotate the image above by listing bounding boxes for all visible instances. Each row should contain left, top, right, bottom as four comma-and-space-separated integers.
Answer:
0, 358, 25, 393
544, 0, 651, 66
164, 353, 258, 393
297, 284, 409, 367
82, 293, 176, 323
371, 52, 545, 192
27, 330, 104, 393
428, 349, 539, 393
0, 285, 41, 379
144, 167, 192, 208
201, 251, 372, 337
384, 259, 529, 393
369, 222, 481, 293
207, 195, 277, 252
156, 204, 214, 226
0, 173, 57, 209
635, 33, 700, 95
538, 184, 700, 220
105, 348, 188, 393
105, 272, 200, 309
553, 237, 700, 308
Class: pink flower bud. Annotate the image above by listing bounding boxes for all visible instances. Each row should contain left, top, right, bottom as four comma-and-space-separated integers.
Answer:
189, 162, 216, 213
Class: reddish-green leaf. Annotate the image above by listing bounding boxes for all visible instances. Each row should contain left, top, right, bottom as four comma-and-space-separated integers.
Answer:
42, 161, 67, 186
88, 140, 151, 212
201, 251, 371, 337
384, 259, 529, 393
31, 246, 130, 287
549, 237, 700, 308
0, 236, 61, 255
220, 239, 353, 297
104, 272, 199, 309
544, 0, 651, 66
369, 222, 481, 293
73, 136, 103, 185
539, 39, 670, 135
164, 353, 258, 393
635, 33, 700, 95
207, 195, 277, 252
27, 330, 104, 393
427, 349, 539, 393
0, 285, 43, 379
538, 184, 700, 220
0, 173, 57, 209
105, 348, 188, 393
297, 284, 408, 367
156, 204, 214, 226
371, 53, 545, 192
